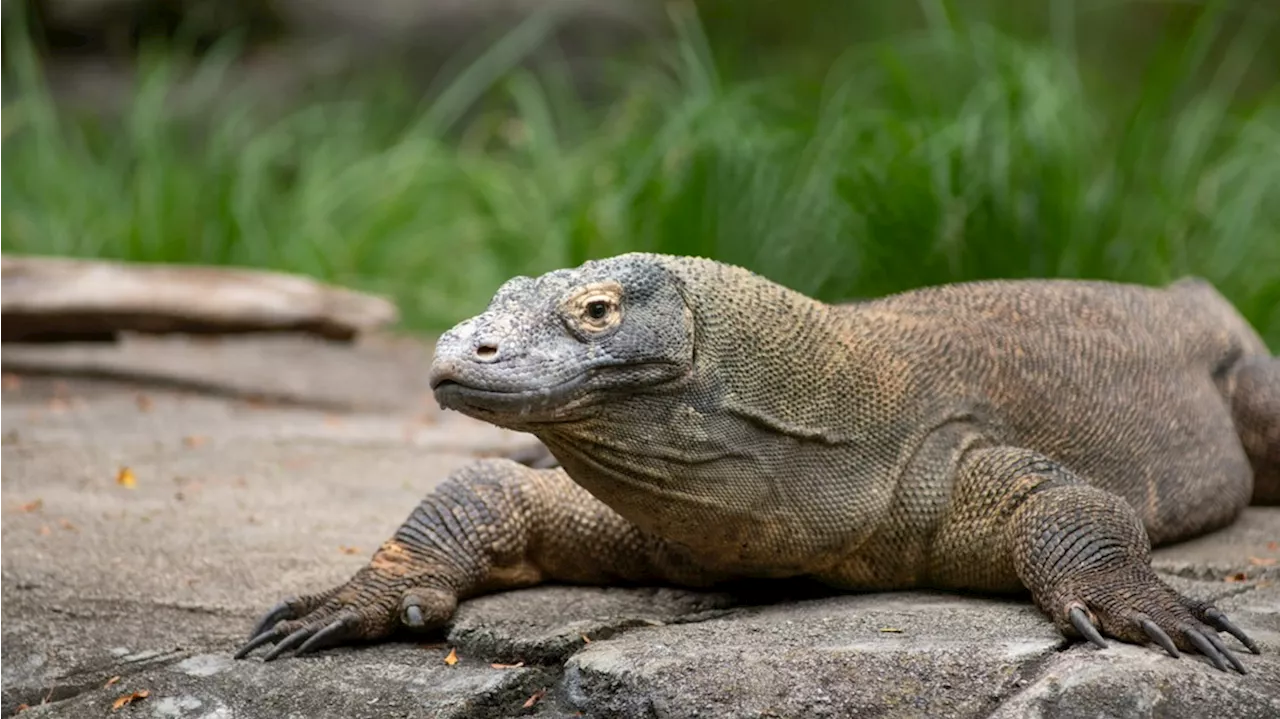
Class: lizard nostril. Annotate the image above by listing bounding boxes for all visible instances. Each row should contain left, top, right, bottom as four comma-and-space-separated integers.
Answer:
474, 343, 499, 361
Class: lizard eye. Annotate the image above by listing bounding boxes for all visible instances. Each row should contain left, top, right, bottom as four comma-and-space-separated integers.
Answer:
580, 296, 618, 330
563, 281, 624, 336
586, 301, 609, 320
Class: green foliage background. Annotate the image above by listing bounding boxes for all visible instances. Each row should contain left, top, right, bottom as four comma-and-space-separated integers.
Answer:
4, 1, 1278, 346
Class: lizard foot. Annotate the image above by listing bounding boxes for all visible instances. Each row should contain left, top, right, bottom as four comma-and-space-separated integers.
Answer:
235, 551, 458, 661
1051, 567, 1258, 673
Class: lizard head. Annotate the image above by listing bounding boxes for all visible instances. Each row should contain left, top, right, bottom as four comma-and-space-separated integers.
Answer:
428, 253, 695, 428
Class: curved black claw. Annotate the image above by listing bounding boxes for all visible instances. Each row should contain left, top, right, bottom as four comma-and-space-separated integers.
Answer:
1201, 607, 1260, 654
263, 625, 318, 662
294, 616, 358, 656
1184, 627, 1232, 673
1139, 617, 1179, 658
1069, 607, 1108, 649
247, 600, 296, 640
235, 628, 286, 660
1189, 625, 1248, 674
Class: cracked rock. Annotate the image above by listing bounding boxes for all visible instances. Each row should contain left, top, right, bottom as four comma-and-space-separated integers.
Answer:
561, 593, 1064, 719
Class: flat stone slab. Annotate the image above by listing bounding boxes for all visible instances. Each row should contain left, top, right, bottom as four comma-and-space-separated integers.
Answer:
3, 336, 1279, 718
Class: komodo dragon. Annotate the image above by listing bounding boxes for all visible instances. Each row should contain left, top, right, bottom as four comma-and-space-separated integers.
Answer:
237, 253, 1280, 673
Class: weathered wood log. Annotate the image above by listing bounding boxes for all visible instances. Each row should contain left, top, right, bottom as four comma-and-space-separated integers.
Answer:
1, 255, 400, 343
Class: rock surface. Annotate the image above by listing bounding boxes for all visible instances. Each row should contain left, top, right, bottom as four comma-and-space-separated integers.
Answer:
3, 334, 1278, 718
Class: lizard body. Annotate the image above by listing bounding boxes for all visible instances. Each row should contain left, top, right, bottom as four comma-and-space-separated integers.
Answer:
237, 253, 1279, 672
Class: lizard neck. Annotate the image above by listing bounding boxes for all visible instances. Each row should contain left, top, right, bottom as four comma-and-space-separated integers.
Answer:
535, 258, 919, 574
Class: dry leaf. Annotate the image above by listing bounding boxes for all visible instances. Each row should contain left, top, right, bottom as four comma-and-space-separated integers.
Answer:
879, 627, 904, 633
104, 676, 121, 688
135, 394, 153, 412
38, 525, 52, 536
116, 467, 137, 488
1268, 541, 1279, 552
18, 499, 43, 513
1248, 556, 1277, 567
444, 648, 459, 666
181, 435, 208, 449
14, 703, 30, 713
339, 546, 361, 555
1225, 572, 1249, 583
522, 689, 547, 709
491, 662, 525, 669
111, 690, 150, 710
581, 634, 591, 644
58, 518, 78, 532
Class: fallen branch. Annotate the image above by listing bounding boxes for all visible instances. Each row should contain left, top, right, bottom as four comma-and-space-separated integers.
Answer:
1, 255, 399, 343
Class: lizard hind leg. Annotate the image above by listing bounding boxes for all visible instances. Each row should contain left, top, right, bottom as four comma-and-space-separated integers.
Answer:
1229, 356, 1280, 505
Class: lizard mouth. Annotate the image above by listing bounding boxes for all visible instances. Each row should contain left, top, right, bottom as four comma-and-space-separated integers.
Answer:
430, 359, 690, 422
430, 373, 590, 418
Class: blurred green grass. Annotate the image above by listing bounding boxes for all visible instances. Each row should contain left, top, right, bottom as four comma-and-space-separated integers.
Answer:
3, 1, 1278, 346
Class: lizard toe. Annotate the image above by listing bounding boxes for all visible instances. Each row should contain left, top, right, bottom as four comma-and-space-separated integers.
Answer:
1182, 599, 1260, 654
399, 587, 457, 632
259, 612, 363, 660
294, 614, 362, 656
243, 593, 330, 641
237, 578, 410, 659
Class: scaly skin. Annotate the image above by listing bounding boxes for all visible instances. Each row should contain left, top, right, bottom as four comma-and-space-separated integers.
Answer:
237, 254, 1278, 672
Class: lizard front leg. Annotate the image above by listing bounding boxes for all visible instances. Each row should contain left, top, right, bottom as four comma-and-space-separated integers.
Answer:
930, 447, 1259, 673
235, 458, 708, 660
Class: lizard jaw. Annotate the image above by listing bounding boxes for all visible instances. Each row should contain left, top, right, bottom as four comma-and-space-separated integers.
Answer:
430, 372, 589, 420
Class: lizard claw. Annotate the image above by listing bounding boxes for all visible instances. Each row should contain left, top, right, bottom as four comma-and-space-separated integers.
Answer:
403, 604, 426, 629
295, 616, 360, 656
1183, 624, 1246, 674
1197, 605, 1260, 654
1138, 616, 1179, 658
246, 600, 297, 641
1050, 569, 1256, 674
262, 624, 317, 661
234, 626, 287, 660
1068, 606, 1108, 649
